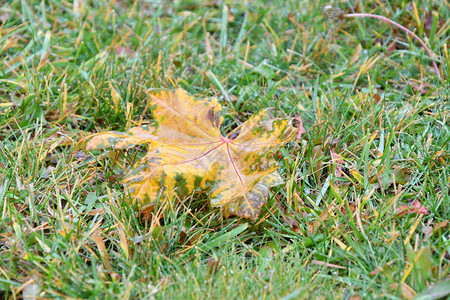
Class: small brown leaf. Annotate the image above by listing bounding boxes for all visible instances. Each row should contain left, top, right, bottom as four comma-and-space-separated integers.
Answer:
397, 200, 429, 217
368, 267, 381, 276
227, 10, 235, 22
294, 116, 306, 141
422, 221, 448, 236
207, 257, 221, 275
372, 93, 381, 103
390, 283, 416, 300
283, 215, 301, 233
330, 148, 345, 177
308, 201, 335, 233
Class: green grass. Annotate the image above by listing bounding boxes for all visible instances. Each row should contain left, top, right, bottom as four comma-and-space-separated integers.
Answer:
1, 0, 449, 298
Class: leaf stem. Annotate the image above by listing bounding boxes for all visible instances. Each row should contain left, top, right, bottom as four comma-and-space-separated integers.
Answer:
343, 12, 442, 79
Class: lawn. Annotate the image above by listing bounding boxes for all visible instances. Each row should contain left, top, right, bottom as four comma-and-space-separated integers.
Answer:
0, 0, 449, 299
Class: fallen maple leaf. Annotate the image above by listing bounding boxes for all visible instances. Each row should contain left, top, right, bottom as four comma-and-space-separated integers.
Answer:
82, 89, 297, 220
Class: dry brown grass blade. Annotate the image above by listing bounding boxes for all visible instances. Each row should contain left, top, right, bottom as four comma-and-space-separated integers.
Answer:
91, 229, 112, 271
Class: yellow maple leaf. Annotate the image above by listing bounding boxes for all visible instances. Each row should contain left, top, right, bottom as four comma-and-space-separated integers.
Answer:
83, 89, 297, 220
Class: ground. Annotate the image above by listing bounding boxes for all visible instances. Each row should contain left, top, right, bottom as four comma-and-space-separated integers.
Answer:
0, 0, 449, 299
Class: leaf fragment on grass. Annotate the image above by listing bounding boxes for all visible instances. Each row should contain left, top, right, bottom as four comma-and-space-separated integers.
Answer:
330, 148, 345, 177
397, 200, 429, 217
83, 89, 297, 220
389, 282, 416, 300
